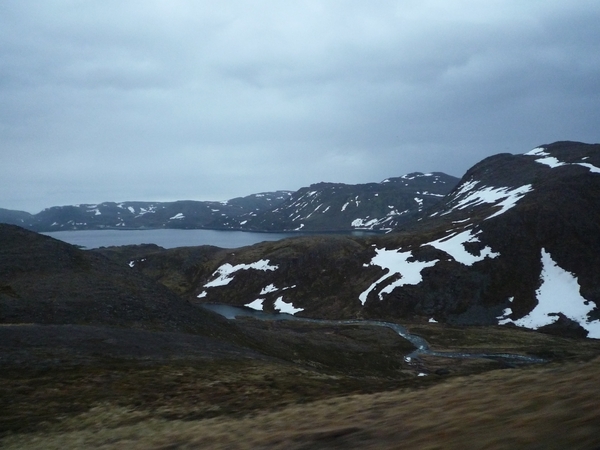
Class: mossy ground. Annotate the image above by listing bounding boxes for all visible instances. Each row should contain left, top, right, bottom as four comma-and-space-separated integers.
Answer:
2, 320, 600, 448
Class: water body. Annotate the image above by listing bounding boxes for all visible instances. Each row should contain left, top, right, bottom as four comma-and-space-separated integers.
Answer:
201, 303, 546, 366
43, 228, 380, 250
43, 229, 300, 249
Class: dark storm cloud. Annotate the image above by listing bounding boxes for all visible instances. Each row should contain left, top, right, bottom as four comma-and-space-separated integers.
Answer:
1, 1, 599, 212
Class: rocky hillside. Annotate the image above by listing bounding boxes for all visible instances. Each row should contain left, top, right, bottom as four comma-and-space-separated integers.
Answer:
5, 191, 292, 232
0, 223, 236, 337
0, 173, 458, 233
226, 172, 457, 232
114, 141, 600, 338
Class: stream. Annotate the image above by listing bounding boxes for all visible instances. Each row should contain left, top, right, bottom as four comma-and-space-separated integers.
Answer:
201, 304, 546, 366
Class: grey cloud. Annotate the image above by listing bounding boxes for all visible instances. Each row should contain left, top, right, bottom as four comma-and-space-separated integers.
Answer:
1, 1, 599, 212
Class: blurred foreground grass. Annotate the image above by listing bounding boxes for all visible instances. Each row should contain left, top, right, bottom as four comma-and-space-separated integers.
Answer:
2, 321, 600, 449
3, 356, 600, 449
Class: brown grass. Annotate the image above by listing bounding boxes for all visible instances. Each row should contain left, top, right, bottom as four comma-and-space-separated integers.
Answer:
3, 356, 600, 449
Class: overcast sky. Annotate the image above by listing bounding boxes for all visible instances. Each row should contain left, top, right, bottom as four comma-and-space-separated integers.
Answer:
1, 1, 599, 213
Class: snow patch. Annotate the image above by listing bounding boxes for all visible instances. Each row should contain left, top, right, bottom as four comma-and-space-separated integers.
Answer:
525, 147, 550, 156
534, 156, 567, 168
423, 230, 499, 266
359, 249, 438, 305
444, 182, 533, 219
197, 291, 208, 298
169, 213, 185, 220
352, 218, 379, 228
245, 299, 264, 311
500, 250, 600, 338
260, 284, 279, 295
204, 260, 279, 288
575, 162, 600, 174
274, 297, 304, 315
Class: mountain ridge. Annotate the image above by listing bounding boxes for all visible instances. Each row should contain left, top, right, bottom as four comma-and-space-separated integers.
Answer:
111, 141, 600, 339
0, 172, 459, 233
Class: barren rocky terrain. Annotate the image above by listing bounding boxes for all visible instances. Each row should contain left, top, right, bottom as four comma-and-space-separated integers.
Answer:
2, 142, 600, 448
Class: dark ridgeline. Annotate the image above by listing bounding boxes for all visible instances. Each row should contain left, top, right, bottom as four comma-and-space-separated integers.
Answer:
0, 173, 459, 232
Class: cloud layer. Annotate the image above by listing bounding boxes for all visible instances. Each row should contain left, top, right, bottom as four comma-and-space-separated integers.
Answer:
2, 1, 599, 212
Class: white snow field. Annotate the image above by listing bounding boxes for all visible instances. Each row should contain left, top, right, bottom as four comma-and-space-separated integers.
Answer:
525, 146, 600, 174
359, 249, 438, 305
424, 229, 499, 266
498, 249, 600, 338
204, 259, 278, 288
245, 299, 264, 311
359, 227, 500, 305
443, 181, 533, 220
274, 296, 304, 315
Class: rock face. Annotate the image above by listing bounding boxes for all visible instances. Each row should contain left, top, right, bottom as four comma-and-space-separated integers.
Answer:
116, 141, 600, 338
0, 173, 459, 233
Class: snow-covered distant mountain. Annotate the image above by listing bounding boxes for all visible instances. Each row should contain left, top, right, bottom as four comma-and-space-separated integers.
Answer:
226, 172, 459, 232
0, 173, 459, 232
0, 192, 293, 232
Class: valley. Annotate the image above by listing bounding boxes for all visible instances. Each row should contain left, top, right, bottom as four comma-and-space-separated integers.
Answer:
1, 141, 600, 448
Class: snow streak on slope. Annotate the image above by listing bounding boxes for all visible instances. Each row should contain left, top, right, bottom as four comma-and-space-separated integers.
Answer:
359, 250, 438, 305
360, 226, 500, 305
498, 249, 600, 338
204, 260, 278, 288
442, 181, 533, 219
423, 230, 499, 265
525, 147, 600, 174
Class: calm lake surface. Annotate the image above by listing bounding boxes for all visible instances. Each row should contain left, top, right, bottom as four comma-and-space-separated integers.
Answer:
43, 229, 301, 249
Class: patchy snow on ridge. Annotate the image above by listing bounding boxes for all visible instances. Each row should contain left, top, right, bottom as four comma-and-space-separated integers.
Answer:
524, 147, 550, 156
423, 229, 499, 266
204, 260, 279, 288
359, 249, 438, 305
534, 156, 567, 168
274, 296, 304, 315
245, 299, 264, 311
500, 249, 600, 338
352, 218, 379, 228
575, 162, 600, 174
525, 148, 600, 174
260, 284, 279, 295
443, 182, 533, 219
169, 213, 185, 220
